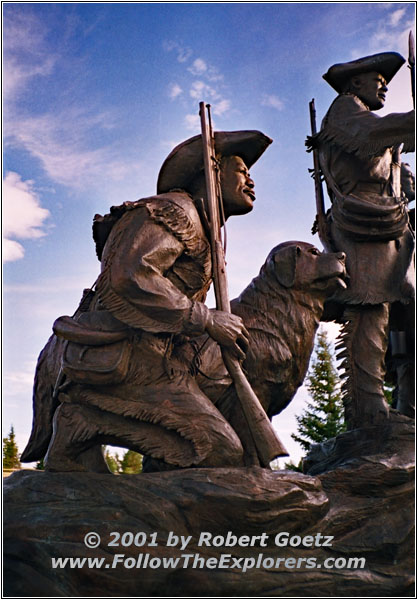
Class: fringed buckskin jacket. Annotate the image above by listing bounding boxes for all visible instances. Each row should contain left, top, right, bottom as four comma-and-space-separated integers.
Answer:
65, 192, 222, 466
316, 93, 415, 305
93, 191, 212, 336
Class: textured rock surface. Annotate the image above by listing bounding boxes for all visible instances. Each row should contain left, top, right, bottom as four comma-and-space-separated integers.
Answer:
4, 415, 414, 597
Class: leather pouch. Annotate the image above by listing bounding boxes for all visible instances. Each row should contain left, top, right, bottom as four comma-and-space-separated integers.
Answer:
54, 310, 132, 385
62, 338, 131, 385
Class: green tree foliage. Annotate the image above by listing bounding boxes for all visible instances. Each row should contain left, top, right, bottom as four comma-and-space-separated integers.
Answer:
35, 458, 45, 470
3, 425, 21, 470
105, 450, 122, 474
120, 450, 143, 474
105, 448, 143, 474
284, 459, 303, 472
292, 329, 346, 453
383, 384, 394, 406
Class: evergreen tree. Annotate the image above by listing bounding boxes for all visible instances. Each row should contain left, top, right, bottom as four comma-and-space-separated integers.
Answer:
292, 329, 346, 453
3, 425, 21, 470
284, 459, 303, 472
105, 450, 121, 474
120, 450, 143, 474
35, 458, 45, 470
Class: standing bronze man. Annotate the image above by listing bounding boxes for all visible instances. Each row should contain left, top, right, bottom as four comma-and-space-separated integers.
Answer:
313, 52, 415, 428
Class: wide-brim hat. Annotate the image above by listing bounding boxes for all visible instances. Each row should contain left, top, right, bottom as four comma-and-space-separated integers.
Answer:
157, 130, 272, 194
323, 52, 405, 93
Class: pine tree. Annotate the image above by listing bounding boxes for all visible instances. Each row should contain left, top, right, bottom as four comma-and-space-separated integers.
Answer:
3, 425, 21, 470
284, 459, 304, 472
292, 329, 346, 453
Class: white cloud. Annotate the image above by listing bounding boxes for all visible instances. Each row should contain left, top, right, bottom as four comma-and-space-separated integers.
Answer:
262, 94, 284, 111
189, 81, 230, 111
185, 92, 230, 123
3, 11, 144, 192
389, 8, 406, 27
5, 110, 137, 189
3, 11, 56, 104
188, 57, 222, 82
362, 9, 414, 56
4, 56, 55, 105
3, 239, 25, 262
164, 43, 227, 127
206, 66, 223, 83
188, 58, 207, 76
169, 83, 183, 99
163, 40, 192, 63
190, 80, 219, 100
184, 113, 201, 132
213, 99, 231, 116
3, 172, 51, 262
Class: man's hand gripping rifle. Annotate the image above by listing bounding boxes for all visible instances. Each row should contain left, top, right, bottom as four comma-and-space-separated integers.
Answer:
199, 102, 288, 467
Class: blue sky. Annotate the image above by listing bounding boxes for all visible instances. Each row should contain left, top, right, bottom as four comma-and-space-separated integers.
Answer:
3, 2, 415, 465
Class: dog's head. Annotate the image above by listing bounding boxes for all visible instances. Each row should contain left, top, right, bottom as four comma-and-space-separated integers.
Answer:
263, 241, 347, 294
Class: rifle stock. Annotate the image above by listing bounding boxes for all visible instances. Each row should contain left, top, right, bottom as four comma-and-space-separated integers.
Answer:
199, 101, 288, 466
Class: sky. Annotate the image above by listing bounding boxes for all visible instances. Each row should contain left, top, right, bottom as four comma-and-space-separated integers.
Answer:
3, 2, 416, 467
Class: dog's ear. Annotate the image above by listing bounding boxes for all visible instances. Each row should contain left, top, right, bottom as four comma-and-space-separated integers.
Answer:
274, 245, 300, 288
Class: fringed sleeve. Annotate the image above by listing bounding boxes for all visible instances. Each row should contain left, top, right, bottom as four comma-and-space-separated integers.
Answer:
317, 94, 415, 157
96, 196, 211, 335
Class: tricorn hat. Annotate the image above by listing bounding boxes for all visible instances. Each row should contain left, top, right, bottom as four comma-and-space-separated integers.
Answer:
323, 52, 405, 93
157, 130, 272, 194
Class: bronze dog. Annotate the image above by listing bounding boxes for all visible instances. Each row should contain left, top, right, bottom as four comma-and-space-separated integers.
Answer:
192, 241, 346, 463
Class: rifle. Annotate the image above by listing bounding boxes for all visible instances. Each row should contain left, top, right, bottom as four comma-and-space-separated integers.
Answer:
198, 101, 288, 467
408, 31, 415, 106
308, 99, 332, 251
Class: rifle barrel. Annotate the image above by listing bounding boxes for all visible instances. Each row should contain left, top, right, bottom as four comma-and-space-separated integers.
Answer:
309, 99, 331, 250
408, 31, 415, 106
199, 102, 229, 310
199, 101, 288, 465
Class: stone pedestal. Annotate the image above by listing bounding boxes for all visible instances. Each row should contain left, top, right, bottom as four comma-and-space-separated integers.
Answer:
3, 413, 414, 597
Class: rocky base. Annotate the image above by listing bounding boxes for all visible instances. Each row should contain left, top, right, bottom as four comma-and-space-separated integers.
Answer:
3, 414, 414, 597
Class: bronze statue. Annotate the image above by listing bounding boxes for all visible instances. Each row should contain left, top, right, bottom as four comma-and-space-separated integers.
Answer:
22, 130, 277, 472
21, 234, 346, 472
309, 52, 415, 428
